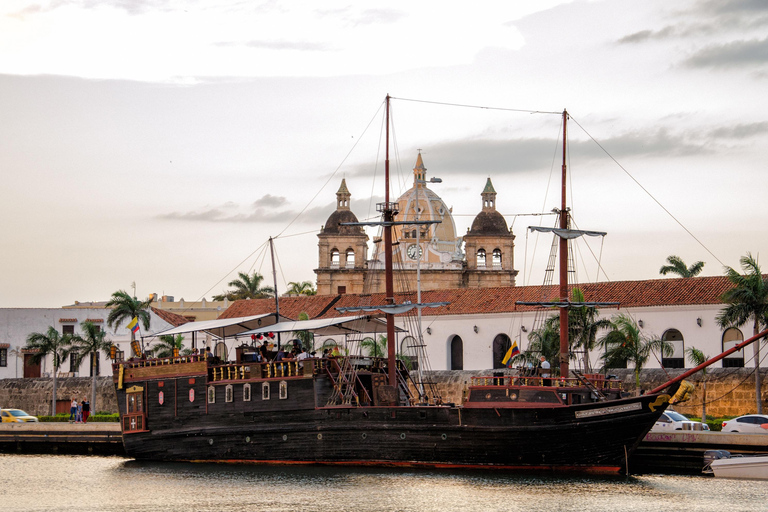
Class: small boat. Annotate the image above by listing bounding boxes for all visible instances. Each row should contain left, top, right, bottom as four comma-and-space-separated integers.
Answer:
704, 450, 768, 480
110, 96, 768, 473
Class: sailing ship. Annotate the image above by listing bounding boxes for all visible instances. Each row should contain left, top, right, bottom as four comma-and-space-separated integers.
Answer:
111, 97, 765, 472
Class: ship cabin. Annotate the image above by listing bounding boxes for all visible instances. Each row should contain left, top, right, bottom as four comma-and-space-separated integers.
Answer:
112, 351, 415, 437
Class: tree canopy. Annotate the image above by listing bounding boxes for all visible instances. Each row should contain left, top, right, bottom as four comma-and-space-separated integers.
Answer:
212, 272, 275, 301
286, 281, 317, 296
659, 255, 705, 278
716, 252, 768, 413
25, 326, 75, 414
600, 313, 673, 387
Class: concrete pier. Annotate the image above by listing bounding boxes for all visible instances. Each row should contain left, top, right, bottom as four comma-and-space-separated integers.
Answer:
0, 422, 124, 456
632, 431, 768, 474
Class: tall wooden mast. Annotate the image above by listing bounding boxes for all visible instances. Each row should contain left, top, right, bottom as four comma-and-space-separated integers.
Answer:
383, 95, 397, 387
559, 110, 570, 379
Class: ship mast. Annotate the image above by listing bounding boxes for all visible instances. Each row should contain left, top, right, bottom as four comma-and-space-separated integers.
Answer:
383, 94, 398, 387
559, 110, 569, 378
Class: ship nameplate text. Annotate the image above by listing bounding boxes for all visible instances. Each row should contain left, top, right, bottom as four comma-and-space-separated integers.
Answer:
574, 402, 642, 419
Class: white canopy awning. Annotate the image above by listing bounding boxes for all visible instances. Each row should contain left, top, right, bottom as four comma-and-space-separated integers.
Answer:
241, 315, 401, 337
152, 313, 281, 339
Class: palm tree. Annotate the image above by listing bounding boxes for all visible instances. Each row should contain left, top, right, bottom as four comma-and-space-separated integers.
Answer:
568, 288, 612, 373
686, 346, 709, 422
72, 321, 113, 414
599, 313, 673, 388
106, 290, 152, 356
286, 281, 317, 296
25, 327, 75, 415
361, 335, 387, 358
524, 316, 562, 369
659, 255, 705, 278
9, 347, 22, 378
716, 252, 768, 413
151, 333, 191, 358
212, 271, 275, 301
292, 312, 315, 353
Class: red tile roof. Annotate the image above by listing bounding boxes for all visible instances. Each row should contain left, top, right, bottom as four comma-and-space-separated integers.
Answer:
218, 276, 735, 320
151, 307, 190, 327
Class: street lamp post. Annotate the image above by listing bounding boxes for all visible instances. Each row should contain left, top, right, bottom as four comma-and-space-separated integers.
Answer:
414, 176, 441, 403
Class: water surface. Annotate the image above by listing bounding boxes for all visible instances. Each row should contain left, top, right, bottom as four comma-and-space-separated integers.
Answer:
1, 455, 764, 512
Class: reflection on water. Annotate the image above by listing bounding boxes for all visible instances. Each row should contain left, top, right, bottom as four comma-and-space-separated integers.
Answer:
1, 454, 765, 512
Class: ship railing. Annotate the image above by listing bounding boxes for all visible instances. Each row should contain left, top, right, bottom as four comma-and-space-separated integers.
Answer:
207, 360, 316, 382
113, 354, 206, 370
470, 374, 622, 390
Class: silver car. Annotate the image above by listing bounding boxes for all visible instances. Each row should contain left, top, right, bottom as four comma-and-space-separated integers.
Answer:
721, 414, 768, 433
651, 410, 710, 432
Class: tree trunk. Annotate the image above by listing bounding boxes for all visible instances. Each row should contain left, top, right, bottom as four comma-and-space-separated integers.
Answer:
701, 380, 707, 422
91, 351, 98, 414
755, 321, 763, 414
51, 359, 58, 416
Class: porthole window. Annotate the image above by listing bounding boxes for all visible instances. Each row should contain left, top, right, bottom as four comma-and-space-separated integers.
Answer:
262, 382, 270, 401
225, 384, 233, 403
207, 386, 216, 404
279, 380, 288, 400
243, 383, 252, 402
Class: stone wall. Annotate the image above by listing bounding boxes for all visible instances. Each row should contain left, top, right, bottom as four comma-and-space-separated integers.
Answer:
607, 368, 768, 418
0, 377, 117, 416
421, 368, 767, 418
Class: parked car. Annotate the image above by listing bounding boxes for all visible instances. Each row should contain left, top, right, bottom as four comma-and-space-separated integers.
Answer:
651, 410, 710, 432
721, 414, 768, 433
0, 409, 39, 423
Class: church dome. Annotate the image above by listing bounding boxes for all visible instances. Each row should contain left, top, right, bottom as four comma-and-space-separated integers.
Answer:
321, 178, 365, 235
322, 209, 363, 235
468, 210, 508, 235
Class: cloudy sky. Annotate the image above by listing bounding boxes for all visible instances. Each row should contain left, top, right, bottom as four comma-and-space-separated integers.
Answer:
1, 0, 767, 308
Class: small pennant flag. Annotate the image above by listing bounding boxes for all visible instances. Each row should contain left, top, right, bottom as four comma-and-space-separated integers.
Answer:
502, 341, 520, 366
126, 317, 139, 334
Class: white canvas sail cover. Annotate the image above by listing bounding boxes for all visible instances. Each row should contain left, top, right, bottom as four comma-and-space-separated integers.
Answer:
528, 226, 607, 239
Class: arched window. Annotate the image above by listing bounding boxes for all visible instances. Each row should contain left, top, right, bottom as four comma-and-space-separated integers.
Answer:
492, 249, 502, 268
214, 341, 227, 361
346, 249, 355, 268
477, 249, 486, 268
449, 335, 464, 370
243, 383, 252, 402
400, 335, 419, 370
661, 329, 684, 368
492, 333, 512, 369
225, 384, 233, 403
722, 327, 745, 368
279, 380, 288, 400
330, 249, 340, 268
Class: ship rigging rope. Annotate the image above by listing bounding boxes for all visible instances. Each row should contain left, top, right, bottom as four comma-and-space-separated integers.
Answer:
391, 96, 562, 116
568, 116, 726, 268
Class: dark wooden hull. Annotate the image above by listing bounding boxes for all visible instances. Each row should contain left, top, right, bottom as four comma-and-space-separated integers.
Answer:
113, 360, 672, 472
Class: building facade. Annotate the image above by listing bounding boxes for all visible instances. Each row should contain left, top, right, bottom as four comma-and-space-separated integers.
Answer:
315, 154, 517, 295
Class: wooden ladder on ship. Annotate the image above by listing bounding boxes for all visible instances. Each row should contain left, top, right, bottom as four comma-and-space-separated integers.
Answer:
572, 370, 606, 401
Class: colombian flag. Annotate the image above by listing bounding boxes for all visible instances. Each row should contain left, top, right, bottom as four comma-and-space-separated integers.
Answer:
502, 341, 520, 366
126, 317, 139, 334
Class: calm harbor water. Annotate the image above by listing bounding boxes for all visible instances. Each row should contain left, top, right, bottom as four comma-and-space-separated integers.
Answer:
1, 454, 764, 512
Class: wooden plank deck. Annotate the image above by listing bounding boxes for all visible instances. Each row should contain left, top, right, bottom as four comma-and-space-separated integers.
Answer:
0, 422, 125, 455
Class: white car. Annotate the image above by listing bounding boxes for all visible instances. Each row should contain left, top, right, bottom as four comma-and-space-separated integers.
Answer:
651, 410, 710, 432
721, 414, 768, 433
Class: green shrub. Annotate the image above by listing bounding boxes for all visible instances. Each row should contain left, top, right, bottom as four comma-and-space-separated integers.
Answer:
37, 413, 119, 422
